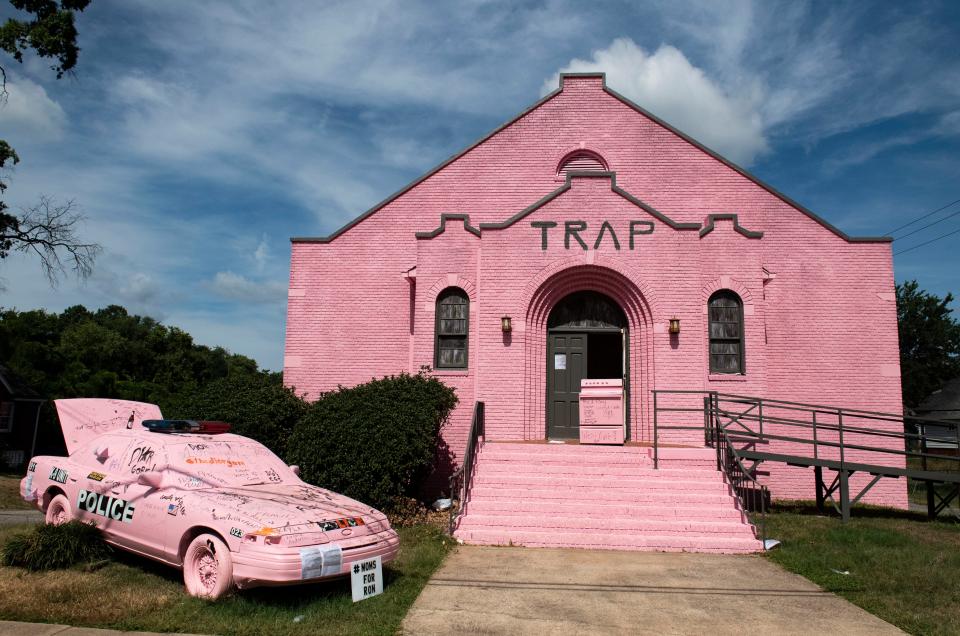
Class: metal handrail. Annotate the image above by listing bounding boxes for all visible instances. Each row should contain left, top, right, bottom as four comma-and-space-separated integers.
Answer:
711, 397, 768, 546
653, 389, 960, 524
653, 390, 960, 476
448, 401, 485, 535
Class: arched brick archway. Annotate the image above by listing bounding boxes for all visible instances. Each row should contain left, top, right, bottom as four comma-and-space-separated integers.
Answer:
521, 263, 656, 441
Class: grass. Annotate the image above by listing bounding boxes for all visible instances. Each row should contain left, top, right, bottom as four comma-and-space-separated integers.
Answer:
0, 474, 35, 510
906, 455, 960, 508
0, 523, 451, 636
763, 501, 960, 636
2, 520, 110, 570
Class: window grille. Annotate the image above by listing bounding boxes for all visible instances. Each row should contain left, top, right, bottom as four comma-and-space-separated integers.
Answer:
435, 288, 469, 369
708, 290, 744, 374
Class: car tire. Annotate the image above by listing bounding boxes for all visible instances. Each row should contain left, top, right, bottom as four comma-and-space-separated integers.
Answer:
183, 533, 234, 599
45, 494, 72, 526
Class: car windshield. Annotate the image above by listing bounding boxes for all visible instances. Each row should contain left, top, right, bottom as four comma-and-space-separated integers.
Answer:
163, 438, 296, 488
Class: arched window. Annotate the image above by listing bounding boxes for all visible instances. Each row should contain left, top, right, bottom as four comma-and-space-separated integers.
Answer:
435, 288, 469, 369
708, 290, 744, 374
557, 149, 607, 177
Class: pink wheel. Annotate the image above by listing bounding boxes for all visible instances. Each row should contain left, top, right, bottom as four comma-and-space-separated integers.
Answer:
45, 494, 72, 526
183, 533, 234, 599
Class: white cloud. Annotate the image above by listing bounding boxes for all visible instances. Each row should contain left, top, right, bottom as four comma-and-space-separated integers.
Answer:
253, 235, 269, 273
543, 38, 768, 165
0, 76, 67, 143
208, 271, 286, 303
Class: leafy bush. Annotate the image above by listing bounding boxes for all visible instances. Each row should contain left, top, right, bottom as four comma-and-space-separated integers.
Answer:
287, 372, 457, 510
3, 521, 110, 571
168, 374, 308, 460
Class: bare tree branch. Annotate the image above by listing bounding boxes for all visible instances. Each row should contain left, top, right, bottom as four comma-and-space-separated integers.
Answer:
0, 195, 102, 286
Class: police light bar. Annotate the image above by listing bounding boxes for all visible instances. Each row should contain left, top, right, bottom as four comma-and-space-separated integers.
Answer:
142, 419, 231, 434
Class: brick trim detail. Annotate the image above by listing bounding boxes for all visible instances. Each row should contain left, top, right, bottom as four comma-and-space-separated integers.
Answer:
521, 260, 657, 442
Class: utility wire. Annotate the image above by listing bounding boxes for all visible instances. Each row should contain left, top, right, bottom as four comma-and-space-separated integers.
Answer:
894, 207, 960, 241
887, 198, 960, 235
894, 226, 960, 256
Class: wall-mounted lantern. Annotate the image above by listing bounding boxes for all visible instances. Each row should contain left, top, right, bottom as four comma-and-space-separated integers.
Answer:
501, 316, 512, 332
668, 317, 681, 334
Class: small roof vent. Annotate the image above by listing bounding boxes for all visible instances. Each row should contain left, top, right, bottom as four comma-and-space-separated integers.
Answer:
557, 149, 607, 177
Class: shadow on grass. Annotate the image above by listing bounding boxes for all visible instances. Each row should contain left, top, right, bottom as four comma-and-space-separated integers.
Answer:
109, 544, 408, 608
768, 499, 959, 524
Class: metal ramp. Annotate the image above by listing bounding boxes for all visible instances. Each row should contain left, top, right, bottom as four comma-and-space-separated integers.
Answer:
653, 391, 960, 543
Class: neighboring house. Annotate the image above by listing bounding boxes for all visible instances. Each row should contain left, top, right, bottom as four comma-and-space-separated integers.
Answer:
915, 377, 960, 450
0, 364, 45, 469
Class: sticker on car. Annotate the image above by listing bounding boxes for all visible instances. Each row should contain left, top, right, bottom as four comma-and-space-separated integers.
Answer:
87, 471, 106, 481
49, 467, 68, 484
77, 489, 135, 523
300, 544, 342, 579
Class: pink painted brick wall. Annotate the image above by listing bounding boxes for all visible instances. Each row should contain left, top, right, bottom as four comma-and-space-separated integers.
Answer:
284, 74, 905, 507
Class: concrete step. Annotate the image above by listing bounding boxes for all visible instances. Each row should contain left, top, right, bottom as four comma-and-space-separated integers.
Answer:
472, 474, 731, 491
454, 528, 762, 553
465, 499, 746, 520
457, 514, 757, 536
475, 463, 720, 479
480, 445, 651, 460
468, 485, 734, 505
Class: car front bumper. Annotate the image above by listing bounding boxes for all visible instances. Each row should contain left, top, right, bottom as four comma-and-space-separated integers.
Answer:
231, 529, 401, 589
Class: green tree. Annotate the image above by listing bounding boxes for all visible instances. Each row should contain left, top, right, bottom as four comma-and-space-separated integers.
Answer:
0, 304, 272, 452
1, 0, 98, 284
897, 280, 960, 408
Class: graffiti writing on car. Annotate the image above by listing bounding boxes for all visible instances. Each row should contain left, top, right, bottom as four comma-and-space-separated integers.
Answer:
161, 494, 186, 516
185, 457, 245, 467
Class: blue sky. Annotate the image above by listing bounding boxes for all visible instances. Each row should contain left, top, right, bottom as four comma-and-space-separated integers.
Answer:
1, 0, 958, 370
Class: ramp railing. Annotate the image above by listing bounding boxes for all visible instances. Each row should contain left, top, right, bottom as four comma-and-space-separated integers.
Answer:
653, 390, 960, 526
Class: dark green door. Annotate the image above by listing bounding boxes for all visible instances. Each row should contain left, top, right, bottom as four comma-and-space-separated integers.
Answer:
548, 332, 587, 439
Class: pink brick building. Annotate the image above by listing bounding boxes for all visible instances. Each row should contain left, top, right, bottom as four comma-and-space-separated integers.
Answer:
284, 73, 905, 509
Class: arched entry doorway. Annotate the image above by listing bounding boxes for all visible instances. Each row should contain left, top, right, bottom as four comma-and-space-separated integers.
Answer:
546, 290, 627, 439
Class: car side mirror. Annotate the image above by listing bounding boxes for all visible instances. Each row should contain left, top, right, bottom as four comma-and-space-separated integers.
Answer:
94, 447, 110, 463
137, 471, 164, 489
289, 465, 300, 477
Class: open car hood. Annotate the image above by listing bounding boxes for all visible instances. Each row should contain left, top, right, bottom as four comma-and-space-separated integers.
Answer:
55, 398, 162, 455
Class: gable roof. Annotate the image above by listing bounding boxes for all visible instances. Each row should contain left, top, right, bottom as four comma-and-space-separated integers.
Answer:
292, 73, 892, 245
0, 364, 43, 401
917, 377, 960, 419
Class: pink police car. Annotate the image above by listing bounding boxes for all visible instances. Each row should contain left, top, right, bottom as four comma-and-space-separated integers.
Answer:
20, 398, 400, 599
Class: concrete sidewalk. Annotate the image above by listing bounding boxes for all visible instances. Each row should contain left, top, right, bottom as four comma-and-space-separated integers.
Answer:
0, 622, 209, 636
0, 510, 42, 526
401, 546, 904, 635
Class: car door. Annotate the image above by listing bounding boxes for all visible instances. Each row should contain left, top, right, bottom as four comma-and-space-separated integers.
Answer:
76, 434, 169, 559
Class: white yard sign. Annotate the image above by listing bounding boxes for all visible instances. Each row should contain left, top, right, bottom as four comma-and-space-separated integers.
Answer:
351, 556, 383, 602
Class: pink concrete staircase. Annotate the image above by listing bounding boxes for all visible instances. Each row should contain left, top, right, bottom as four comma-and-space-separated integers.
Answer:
453, 442, 763, 553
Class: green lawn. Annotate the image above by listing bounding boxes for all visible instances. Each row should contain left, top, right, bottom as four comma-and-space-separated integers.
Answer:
0, 474, 34, 510
906, 455, 960, 508
0, 523, 450, 636
764, 501, 960, 636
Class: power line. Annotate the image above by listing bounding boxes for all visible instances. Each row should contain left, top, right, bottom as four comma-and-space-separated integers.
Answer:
894, 206, 960, 241
887, 198, 960, 235
894, 226, 960, 256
